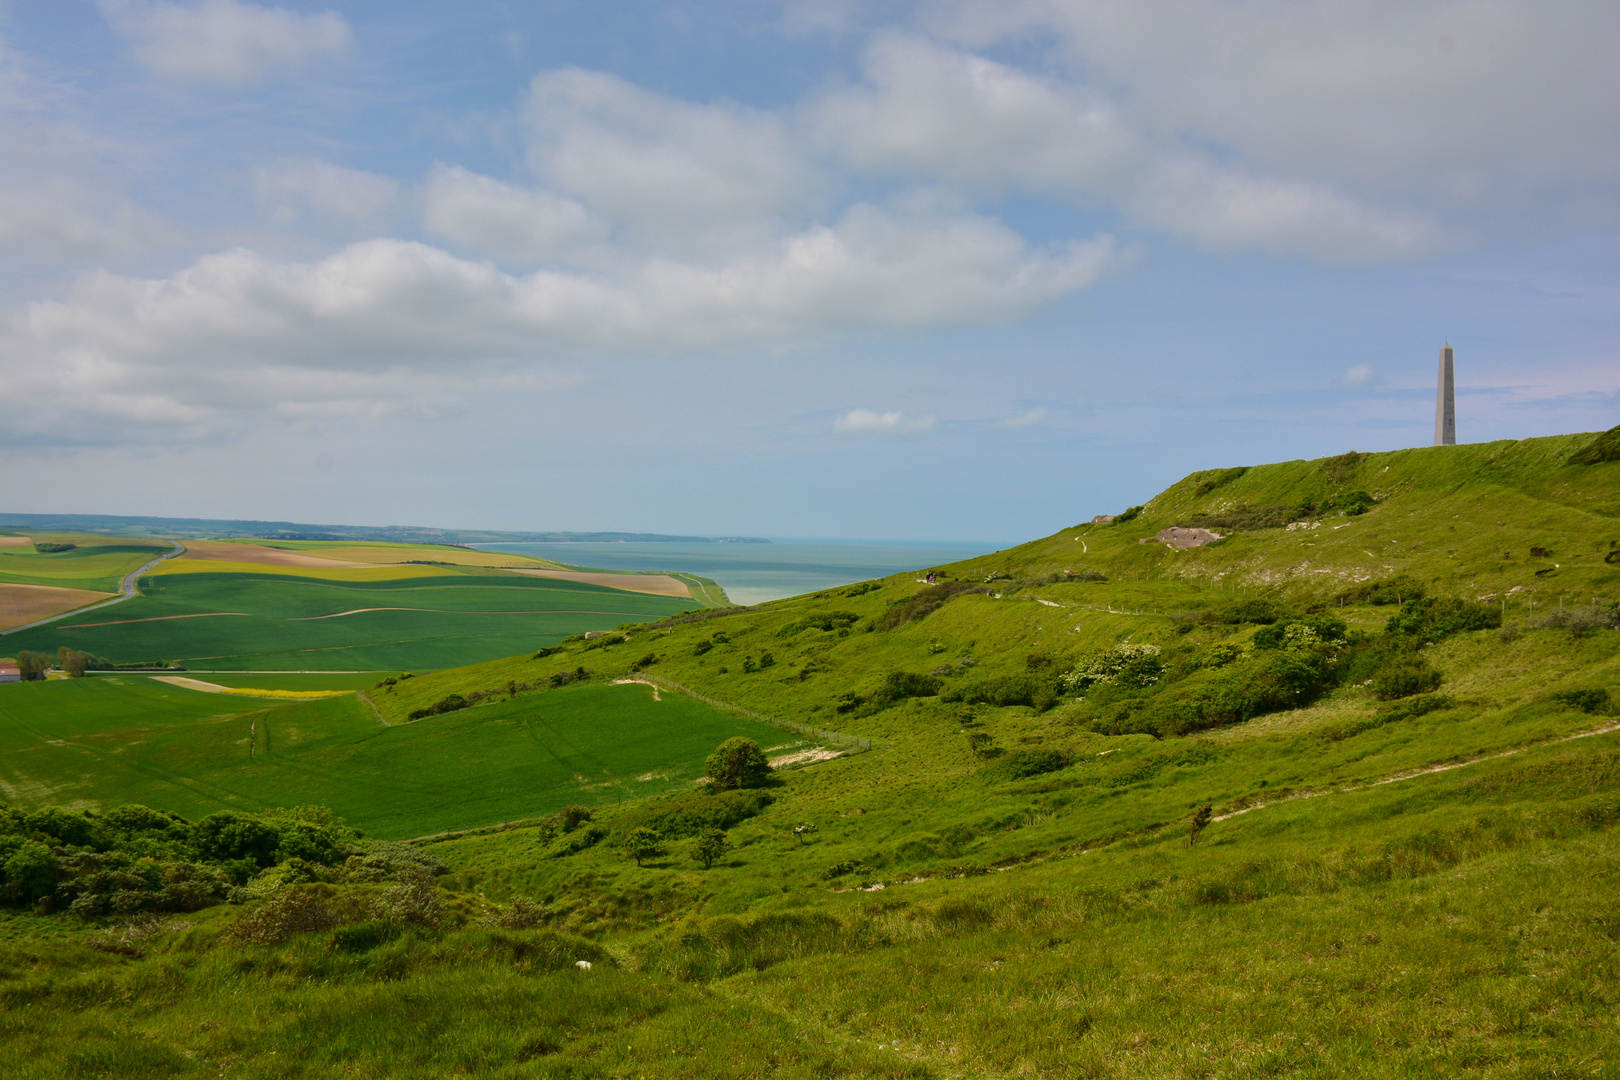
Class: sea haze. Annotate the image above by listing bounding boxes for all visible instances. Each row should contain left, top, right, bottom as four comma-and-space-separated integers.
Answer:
473, 539, 1000, 605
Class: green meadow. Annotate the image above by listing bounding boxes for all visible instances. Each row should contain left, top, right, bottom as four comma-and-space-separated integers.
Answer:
3, 571, 695, 671
1, 429, 1617, 1077
0, 677, 783, 839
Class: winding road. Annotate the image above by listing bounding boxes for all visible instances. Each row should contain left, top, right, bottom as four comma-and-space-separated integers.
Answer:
0, 540, 185, 637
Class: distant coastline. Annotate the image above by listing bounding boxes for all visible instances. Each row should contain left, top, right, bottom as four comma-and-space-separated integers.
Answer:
0, 513, 769, 547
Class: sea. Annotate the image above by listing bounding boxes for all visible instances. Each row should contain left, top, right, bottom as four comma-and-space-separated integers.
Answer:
471, 538, 1002, 606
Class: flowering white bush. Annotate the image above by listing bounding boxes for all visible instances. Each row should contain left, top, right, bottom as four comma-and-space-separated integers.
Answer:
1060, 643, 1163, 693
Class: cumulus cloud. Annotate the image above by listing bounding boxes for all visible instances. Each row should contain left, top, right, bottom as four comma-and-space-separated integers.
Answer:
928, 0, 1620, 232
997, 406, 1047, 429
833, 409, 938, 436
101, 0, 350, 85
257, 159, 398, 223
0, 209, 1119, 444
523, 67, 820, 258
812, 34, 1439, 263
421, 164, 607, 262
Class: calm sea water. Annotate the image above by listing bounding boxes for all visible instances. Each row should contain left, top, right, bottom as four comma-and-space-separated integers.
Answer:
472, 539, 1000, 605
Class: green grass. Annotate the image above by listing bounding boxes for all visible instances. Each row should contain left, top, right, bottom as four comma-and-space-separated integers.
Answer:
0, 678, 784, 839
2, 571, 694, 671
0, 540, 169, 592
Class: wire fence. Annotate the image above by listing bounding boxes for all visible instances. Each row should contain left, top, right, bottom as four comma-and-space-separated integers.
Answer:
639, 673, 874, 753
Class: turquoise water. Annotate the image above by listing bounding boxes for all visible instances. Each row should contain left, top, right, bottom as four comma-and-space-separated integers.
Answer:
472, 539, 999, 605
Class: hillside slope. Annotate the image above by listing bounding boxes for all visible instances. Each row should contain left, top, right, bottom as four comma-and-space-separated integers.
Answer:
2, 430, 1617, 1078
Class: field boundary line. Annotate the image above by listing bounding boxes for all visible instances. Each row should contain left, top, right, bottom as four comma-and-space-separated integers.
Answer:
637, 672, 873, 753
356, 691, 390, 727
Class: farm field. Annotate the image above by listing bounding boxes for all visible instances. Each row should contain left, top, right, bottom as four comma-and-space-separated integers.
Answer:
0, 539, 170, 593
2, 571, 696, 671
0, 677, 782, 839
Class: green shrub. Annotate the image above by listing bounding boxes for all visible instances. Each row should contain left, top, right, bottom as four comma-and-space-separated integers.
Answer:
1551, 689, 1614, 715
557, 805, 593, 833
1217, 598, 1292, 624
1113, 505, 1144, 524
988, 749, 1071, 780
1373, 663, 1444, 700
32, 542, 76, 553
1384, 596, 1501, 643
943, 673, 1060, 711
3, 841, 57, 904
706, 737, 770, 790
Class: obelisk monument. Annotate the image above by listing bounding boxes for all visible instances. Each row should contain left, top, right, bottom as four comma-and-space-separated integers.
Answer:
1434, 342, 1456, 446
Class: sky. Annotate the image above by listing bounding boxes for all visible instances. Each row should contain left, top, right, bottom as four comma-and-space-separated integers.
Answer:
0, 0, 1615, 543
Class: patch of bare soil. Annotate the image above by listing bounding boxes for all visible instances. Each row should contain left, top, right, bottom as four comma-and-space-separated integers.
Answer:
612, 678, 663, 700
178, 541, 377, 569
769, 746, 844, 768
0, 537, 32, 547
0, 583, 115, 630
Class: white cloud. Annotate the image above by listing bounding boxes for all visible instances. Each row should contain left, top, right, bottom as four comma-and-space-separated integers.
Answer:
833, 409, 937, 436
811, 34, 1440, 264
998, 406, 1047, 429
0, 180, 176, 259
928, 0, 1620, 232
101, 0, 350, 85
0, 210, 1119, 445
1338, 364, 1379, 388
523, 67, 820, 258
421, 164, 607, 262
257, 159, 398, 222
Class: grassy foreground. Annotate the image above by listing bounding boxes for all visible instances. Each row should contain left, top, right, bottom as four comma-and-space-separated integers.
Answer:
1, 429, 1617, 1077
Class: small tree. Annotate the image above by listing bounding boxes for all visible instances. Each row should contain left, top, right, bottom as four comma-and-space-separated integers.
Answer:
705, 737, 770, 790
1190, 805, 1213, 846
793, 822, 817, 846
535, 819, 558, 846
691, 827, 729, 869
622, 827, 663, 867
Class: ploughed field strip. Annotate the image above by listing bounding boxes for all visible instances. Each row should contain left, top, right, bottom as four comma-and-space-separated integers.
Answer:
1, 572, 695, 671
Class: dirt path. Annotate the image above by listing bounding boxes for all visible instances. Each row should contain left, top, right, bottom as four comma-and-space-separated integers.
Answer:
1213, 719, 1620, 823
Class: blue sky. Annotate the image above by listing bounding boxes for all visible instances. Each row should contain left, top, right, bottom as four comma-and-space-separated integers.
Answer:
1, 1, 1615, 542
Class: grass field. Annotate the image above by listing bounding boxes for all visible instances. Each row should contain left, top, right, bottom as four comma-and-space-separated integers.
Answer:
2, 571, 696, 671
0, 677, 783, 838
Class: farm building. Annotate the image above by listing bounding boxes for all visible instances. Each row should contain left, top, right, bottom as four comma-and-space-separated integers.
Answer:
0, 663, 19, 683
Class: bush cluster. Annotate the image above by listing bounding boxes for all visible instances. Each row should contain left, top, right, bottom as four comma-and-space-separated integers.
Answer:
0, 804, 370, 916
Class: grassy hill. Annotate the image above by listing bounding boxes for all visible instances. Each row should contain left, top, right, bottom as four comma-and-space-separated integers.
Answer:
1, 429, 1617, 1078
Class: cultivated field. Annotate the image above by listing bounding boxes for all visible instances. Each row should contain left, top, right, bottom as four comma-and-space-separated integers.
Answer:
0, 677, 781, 838
0, 583, 114, 631
3, 571, 696, 671
0, 539, 170, 593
